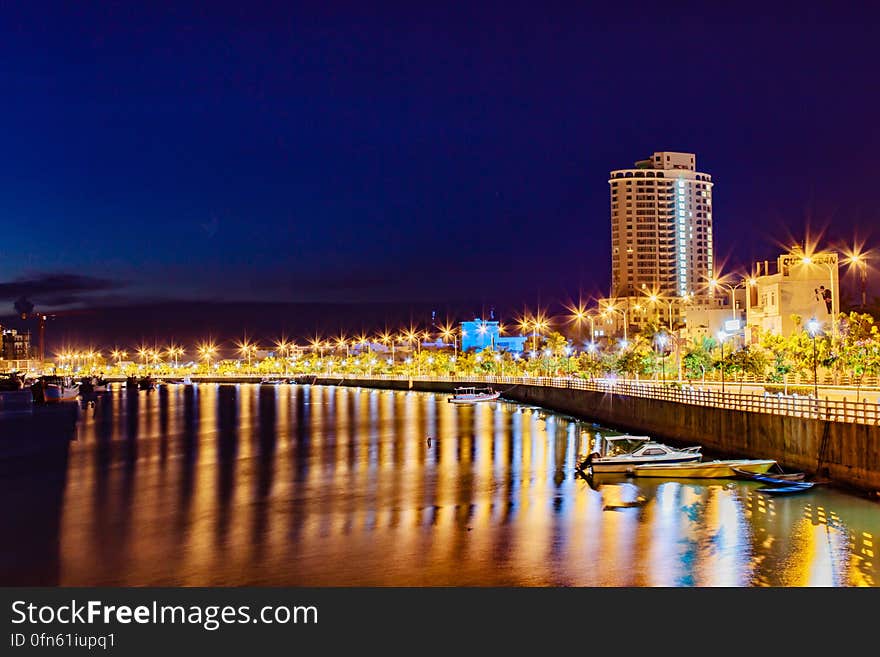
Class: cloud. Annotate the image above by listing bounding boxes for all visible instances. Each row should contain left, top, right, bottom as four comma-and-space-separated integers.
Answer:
0, 273, 127, 309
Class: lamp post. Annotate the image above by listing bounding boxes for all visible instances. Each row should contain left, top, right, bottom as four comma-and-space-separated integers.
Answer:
800, 255, 839, 338
647, 294, 675, 330
709, 278, 745, 320
843, 251, 869, 310
656, 333, 668, 386
858, 257, 868, 309
440, 325, 459, 359
602, 304, 628, 341
807, 318, 820, 399
717, 330, 727, 395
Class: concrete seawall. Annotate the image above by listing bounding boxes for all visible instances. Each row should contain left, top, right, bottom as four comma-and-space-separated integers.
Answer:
313, 376, 880, 494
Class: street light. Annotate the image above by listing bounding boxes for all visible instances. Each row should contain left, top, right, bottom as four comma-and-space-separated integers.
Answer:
709, 277, 746, 320
276, 338, 292, 375
716, 330, 727, 395
800, 254, 839, 338
647, 293, 675, 330
198, 342, 217, 368
111, 349, 127, 367
237, 339, 256, 370
656, 333, 668, 385
565, 301, 590, 345
439, 324, 459, 358
166, 344, 183, 368
601, 304, 628, 341
842, 248, 869, 310
807, 318, 821, 399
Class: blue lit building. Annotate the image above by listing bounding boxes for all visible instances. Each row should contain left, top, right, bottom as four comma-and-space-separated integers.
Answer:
460, 318, 527, 354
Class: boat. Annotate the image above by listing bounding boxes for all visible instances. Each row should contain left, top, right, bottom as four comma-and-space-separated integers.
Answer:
126, 376, 154, 390
0, 372, 27, 391
731, 466, 806, 483
631, 459, 777, 478
757, 482, 816, 495
35, 376, 79, 403
577, 434, 702, 473
260, 377, 286, 385
447, 386, 500, 403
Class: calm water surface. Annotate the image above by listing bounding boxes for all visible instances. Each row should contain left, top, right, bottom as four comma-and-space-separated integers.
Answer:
1, 384, 877, 586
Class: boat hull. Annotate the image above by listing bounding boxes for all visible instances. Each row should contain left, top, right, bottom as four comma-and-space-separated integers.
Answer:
589, 454, 702, 473
43, 385, 79, 403
632, 459, 777, 478
731, 467, 806, 483
447, 393, 500, 404
757, 482, 815, 495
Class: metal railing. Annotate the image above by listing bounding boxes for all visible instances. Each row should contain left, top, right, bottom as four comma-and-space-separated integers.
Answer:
325, 373, 880, 426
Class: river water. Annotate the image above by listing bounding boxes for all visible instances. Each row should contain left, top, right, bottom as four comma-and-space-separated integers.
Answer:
2, 384, 877, 586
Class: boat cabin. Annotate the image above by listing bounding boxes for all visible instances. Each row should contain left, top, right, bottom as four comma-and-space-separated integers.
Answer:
594, 434, 652, 457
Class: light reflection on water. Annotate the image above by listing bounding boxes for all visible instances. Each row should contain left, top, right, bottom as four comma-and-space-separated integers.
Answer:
0, 384, 876, 586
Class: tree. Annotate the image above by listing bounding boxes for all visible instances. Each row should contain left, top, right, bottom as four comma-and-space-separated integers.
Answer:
613, 335, 654, 379
682, 337, 714, 382
542, 331, 569, 357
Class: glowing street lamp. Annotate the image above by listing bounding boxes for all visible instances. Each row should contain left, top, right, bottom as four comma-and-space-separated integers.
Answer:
166, 345, 184, 368
842, 247, 870, 310
111, 349, 127, 367
716, 330, 728, 395
647, 293, 675, 330
377, 331, 395, 365
799, 253, 839, 337
237, 339, 257, 370
439, 324, 460, 358
601, 304, 628, 341
565, 300, 595, 346
807, 318, 821, 399
656, 333, 669, 385
709, 275, 746, 320
275, 338, 292, 374
198, 342, 218, 367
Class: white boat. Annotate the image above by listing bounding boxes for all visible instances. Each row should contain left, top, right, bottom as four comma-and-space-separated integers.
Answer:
40, 377, 79, 403
578, 434, 702, 473
631, 459, 777, 479
447, 386, 500, 403
260, 377, 286, 385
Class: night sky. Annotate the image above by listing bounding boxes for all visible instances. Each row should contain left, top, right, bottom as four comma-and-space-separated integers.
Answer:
2, 3, 879, 344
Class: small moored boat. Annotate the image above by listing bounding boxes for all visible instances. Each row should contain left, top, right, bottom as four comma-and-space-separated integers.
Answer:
37, 376, 79, 403
757, 482, 815, 495
731, 466, 806, 483
578, 434, 702, 473
447, 386, 500, 403
631, 459, 777, 479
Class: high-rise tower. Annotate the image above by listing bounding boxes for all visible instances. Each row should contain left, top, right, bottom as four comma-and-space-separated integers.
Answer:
609, 151, 713, 299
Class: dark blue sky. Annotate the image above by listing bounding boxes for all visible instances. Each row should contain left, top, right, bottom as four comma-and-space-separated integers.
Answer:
2, 2, 879, 317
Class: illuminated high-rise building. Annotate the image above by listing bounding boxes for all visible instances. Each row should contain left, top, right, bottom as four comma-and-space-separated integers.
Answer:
609, 151, 714, 300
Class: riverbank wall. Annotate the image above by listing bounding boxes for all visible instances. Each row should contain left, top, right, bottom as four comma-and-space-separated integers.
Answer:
310, 376, 880, 494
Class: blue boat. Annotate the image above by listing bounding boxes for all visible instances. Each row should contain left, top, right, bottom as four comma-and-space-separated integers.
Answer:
757, 482, 815, 495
